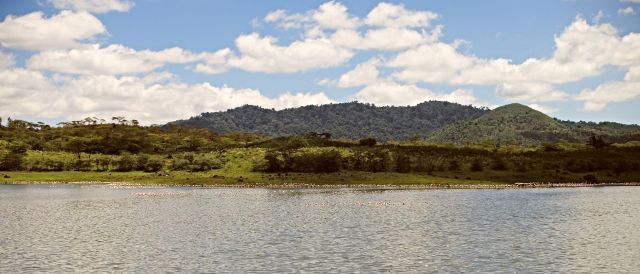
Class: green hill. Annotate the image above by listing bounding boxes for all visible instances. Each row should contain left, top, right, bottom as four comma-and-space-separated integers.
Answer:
427, 103, 640, 145
166, 101, 488, 141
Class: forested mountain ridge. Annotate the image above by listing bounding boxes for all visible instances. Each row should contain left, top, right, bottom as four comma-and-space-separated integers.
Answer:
166, 101, 488, 140
427, 103, 640, 145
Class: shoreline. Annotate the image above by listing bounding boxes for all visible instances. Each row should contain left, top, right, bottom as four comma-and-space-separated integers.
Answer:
3, 181, 640, 190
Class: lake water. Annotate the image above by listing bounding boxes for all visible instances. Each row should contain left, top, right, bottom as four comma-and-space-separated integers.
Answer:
1, 185, 639, 272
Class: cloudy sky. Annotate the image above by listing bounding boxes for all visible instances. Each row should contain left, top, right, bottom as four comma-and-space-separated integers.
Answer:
1, 0, 639, 125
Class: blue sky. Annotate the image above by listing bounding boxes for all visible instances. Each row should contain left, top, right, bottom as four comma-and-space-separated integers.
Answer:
0, 0, 639, 124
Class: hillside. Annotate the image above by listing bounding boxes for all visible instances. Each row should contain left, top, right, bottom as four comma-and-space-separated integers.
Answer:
166, 101, 488, 140
427, 103, 640, 145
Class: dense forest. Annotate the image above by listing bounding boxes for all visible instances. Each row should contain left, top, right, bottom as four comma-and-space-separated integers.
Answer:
167, 101, 488, 141
168, 101, 640, 145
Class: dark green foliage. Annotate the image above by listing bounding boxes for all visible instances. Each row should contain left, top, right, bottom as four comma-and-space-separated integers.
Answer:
359, 138, 377, 147
394, 153, 411, 173
490, 157, 508, 171
448, 160, 460, 171
0, 141, 30, 170
291, 150, 341, 173
583, 174, 598, 183
587, 134, 608, 149
114, 154, 136, 172
471, 159, 483, 172
144, 158, 164, 172
167, 101, 487, 141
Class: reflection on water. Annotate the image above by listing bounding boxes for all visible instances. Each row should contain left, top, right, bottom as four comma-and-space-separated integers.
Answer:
1, 185, 639, 272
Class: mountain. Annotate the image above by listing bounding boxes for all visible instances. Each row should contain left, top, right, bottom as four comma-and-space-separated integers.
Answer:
166, 101, 488, 140
427, 103, 640, 145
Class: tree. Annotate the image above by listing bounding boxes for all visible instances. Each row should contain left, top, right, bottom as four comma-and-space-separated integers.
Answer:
587, 134, 608, 150
359, 138, 377, 146
470, 159, 483, 172
0, 141, 29, 170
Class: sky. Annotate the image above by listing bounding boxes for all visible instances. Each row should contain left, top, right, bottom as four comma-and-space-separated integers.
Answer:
0, 0, 639, 125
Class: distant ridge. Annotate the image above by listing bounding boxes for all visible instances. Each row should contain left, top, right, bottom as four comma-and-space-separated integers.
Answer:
167, 101, 640, 144
166, 101, 488, 140
428, 103, 640, 145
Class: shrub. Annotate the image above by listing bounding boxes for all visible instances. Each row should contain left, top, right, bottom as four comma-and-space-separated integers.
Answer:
114, 154, 136, 171
290, 150, 341, 173
470, 159, 483, 172
395, 153, 411, 173
583, 174, 598, 183
144, 158, 164, 172
359, 138, 377, 147
448, 160, 460, 171
490, 157, 508, 171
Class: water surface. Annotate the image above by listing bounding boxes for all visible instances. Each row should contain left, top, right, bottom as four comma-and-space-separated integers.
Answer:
1, 185, 639, 272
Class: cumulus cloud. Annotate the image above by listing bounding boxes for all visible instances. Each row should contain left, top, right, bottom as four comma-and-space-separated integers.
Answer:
618, 7, 636, 15
0, 66, 334, 124
48, 0, 134, 13
27, 44, 202, 75
577, 67, 640, 111
365, 2, 438, 28
337, 58, 380, 87
0, 51, 14, 69
199, 33, 353, 74
265, 1, 358, 30
0, 10, 106, 50
353, 80, 485, 107
385, 17, 640, 104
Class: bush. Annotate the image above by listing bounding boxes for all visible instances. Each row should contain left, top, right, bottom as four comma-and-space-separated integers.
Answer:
114, 154, 136, 171
583, 174, 598, 183
0, 141, 30, 171
490, 157, 508, 171
171, 153, 224, 172
395, 153, 411, 173
359, 138, 377, 147
448, 160, 460, 171
470, 159, 483, 172
290, 150, 341, 173
144, 158, 164, 172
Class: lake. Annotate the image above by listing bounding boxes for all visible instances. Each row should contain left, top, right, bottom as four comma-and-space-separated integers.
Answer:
1, 185, 639, 272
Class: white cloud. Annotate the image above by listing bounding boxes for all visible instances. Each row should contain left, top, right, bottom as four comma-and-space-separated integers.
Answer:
337, 58, 380, 87
365, 2, 438, 28
353, 80, 486, 107
194, 48, 232, 74
331, 26, 441, 51
224, 33, 353, 73
527, 104, 558, 114
48, 0, 134, 13
0, 10, 106, 50
618, 7, 636, 15
0, 66, 334, 124
27, 44, 201, 75
577, 67, 640, 111
496, 82, 568, 102
312, 1, 359, 30
265, 1, 358, 30
0, 51, 15, 69
621, 0, 640, 3
386, 17, 640, 106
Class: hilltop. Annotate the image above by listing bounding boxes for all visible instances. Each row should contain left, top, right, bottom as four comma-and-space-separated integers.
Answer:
166, 101, 488, 141
428, 103, 640, 145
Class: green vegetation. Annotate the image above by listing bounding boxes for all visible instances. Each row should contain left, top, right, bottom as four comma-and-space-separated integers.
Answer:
167, 101, 487, 141
428, 103, 640, 145
2, 105, 640, 186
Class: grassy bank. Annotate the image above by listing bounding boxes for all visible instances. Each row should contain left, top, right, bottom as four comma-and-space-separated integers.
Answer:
0, 170, 502, 186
